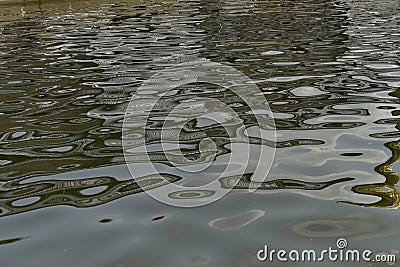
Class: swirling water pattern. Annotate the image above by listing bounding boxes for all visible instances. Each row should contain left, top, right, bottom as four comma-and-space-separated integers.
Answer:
0, 0, 399, 214
0, 1, 400, 266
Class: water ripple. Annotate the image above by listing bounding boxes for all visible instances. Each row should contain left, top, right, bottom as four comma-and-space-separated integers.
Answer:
0, 0, 399, 215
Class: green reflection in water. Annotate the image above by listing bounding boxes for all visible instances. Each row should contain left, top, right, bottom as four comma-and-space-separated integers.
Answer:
345, 89, 400, 208
346, 139, 400, 208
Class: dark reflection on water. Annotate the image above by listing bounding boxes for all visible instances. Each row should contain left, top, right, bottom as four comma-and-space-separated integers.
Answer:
0, 173, 181, 216
219, 174, 354, 191
0, 172, 353, 216
0, 236, 29, 246
0, 0, 399, 213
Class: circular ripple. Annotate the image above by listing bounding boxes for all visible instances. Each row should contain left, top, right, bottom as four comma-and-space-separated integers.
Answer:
168, 190, 215, 199
292, 220, 350, 237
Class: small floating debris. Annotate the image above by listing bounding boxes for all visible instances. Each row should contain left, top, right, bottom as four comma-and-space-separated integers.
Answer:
0, 237, 29, 246
340, 152, 363, 157
152, 216, 165, 221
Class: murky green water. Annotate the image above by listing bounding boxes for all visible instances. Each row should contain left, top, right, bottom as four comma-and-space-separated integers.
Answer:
0, 0, 399, 266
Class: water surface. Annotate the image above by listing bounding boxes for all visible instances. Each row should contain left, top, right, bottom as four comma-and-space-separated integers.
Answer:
0, 0, 399, 266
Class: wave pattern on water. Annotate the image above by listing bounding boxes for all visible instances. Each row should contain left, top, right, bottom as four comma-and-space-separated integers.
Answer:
0, 0, 399, 216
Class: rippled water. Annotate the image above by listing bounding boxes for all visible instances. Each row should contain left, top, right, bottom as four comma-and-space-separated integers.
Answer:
0, 0, 399, 266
